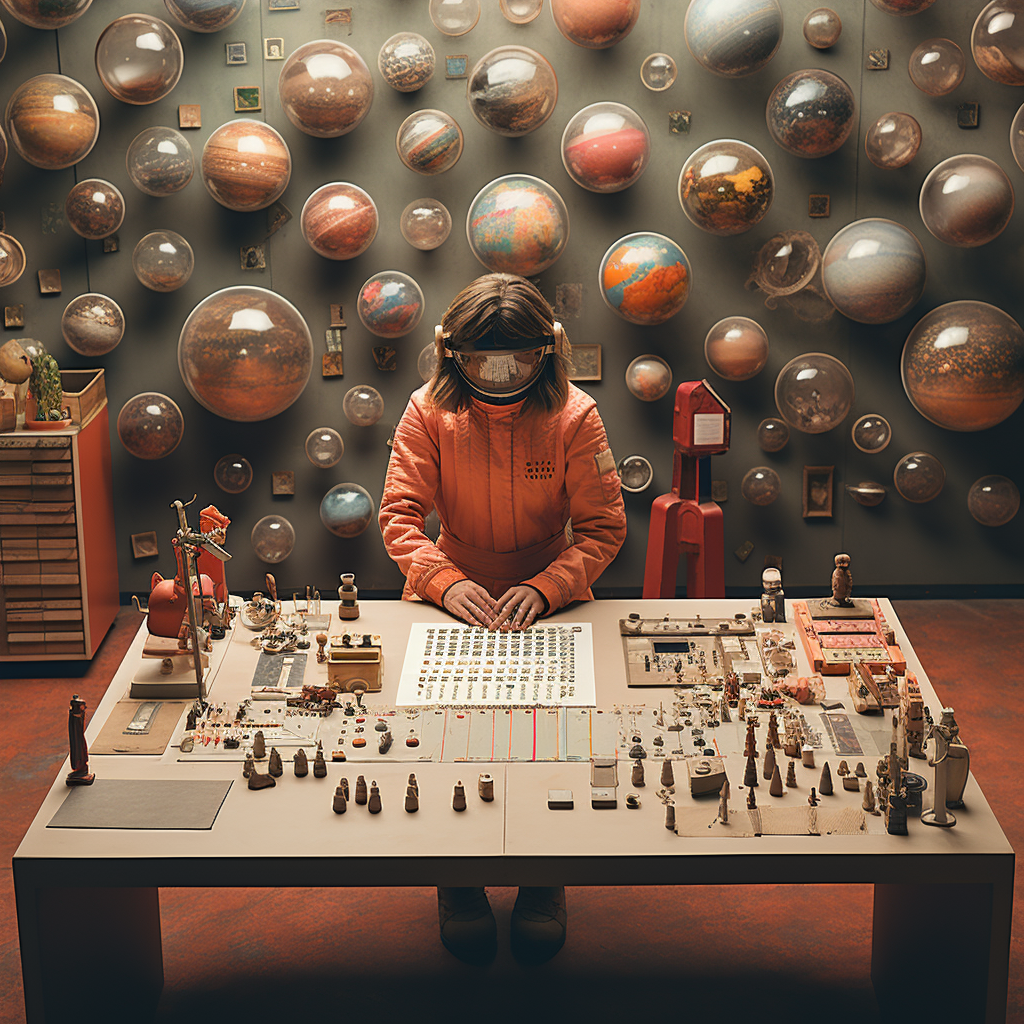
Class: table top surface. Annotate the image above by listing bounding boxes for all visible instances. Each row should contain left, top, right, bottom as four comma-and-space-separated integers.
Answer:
13, 598, 1014, 886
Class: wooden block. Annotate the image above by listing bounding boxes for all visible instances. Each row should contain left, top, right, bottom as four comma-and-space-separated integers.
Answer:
44, 631, 84, 641
61, 369, 106, 427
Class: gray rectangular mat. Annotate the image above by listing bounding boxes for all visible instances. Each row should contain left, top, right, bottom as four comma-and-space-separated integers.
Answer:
48, 779, 233, 830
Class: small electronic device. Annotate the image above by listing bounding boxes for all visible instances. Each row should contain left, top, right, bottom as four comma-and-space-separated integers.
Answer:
327, 633, 383, 693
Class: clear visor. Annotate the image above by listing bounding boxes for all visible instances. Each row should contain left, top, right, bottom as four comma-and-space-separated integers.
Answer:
446, 344, 555, 396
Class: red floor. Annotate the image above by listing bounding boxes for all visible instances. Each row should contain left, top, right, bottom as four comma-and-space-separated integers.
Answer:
1, 601, 1019, 1024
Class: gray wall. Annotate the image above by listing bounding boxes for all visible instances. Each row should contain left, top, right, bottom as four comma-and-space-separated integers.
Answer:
1, 0, 1021, 600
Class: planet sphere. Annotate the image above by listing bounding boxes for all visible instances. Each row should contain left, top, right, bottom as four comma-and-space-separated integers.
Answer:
116, 393, 184, 460
178, 286, 313, 422
766, 69, 855, 158
133, 230, 194, 292
65, 179, 125, 240
357, 272, 425, 339
467, 46, 558, 137
251, 515, 295, 563
864, 112, 921, 170
401, 198, 452, 250
684, 0, 784, 77
561, 102, 650, 193
551, 0, 640, 49
704, 317, 769, 380
396, 109, 464, 175
378, 32, 435, 92
893, 452, 944, 503
901, 301, 1024, 432
821, 219, 926, 325
278, 39, 374, 137
919, 155, 1014, 249
163, 0, 246, 32
803, 8, 841, 49
126, 127, 194, 196
467, 175, 569, 276
1, 0, 92, 29
598, 233, 691, 325
625, 355, 672, 401
305, 427, 344, 469
909, 38, 965, 96
968, 475, 1020, 527
757, 417, 789, 452
871, 0, 935, 12
300, 183, 377, 260
851, 414, 891, 454
213, 454, 252, 493
742, 467, 781, 505
61, 294, 125, 356
95, 14, 184, 105
775, 353, 854, 433
201, 119, 291, 212
4, 74, 100, 170
972, 0, 1024, 86
320, 483, 375, 538
679, 139, 774, 235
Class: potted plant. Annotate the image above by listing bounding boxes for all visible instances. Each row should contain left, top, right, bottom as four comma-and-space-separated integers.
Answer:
26, 351, 68, 429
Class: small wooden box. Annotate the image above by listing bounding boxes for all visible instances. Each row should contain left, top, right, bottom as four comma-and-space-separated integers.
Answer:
60, 369, 106, 427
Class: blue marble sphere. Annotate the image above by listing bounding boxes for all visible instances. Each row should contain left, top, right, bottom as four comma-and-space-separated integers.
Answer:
684, 0, 784, 78
821, 219, 926, 324
598, 232, 692, 325
163, 0, 246, 31
320, 483, 375, 538
357, 271, 425, 338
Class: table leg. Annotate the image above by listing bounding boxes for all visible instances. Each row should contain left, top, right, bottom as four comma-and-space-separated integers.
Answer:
872, 882, 1012, 1024
17, 883, 163, 1024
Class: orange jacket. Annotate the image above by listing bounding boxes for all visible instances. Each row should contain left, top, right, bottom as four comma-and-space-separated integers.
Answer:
379, 383, 626, 611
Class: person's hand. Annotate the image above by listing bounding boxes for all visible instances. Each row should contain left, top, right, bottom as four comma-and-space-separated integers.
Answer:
442, 580, 498, 628
491, 585, 546, 631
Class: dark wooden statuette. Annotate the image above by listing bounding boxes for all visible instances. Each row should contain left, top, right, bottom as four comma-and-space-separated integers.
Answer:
66, 693, 95, 786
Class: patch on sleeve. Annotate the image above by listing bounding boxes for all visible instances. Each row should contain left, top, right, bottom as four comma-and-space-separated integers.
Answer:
594, 448, 615, 475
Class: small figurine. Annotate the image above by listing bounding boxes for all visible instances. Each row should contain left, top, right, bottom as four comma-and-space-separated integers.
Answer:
760, 566, 786, 623
862, 780, 877, 815
837, 760, 850, 777
743, 720, 758, 759
808, 787, 818, 806
405, 785, 420, 812
827, 553, 854, 608
819, 762, 833, 796
660, 759, 675, 789
242, 753, 255, 778
762, 744, 776, 781
367, 781, 382, 814
855, 761, 867, 778
66, 694, 95, 786
631, 760, 645, 787
248, 771, 276, 790
766, 711, 780, 749
268, 747, 283, 777
477, 773, 494, 802
355, 775, 368, 804
252, 730, 266, 760
452, 780, 467, 812
743, 754, 759, 788
746, 787, 757, 810
332, 784, 347, 813
316, 632, 328, 663
718, 780, 730, 824
801, 744, 815, 768
769, 764, 784, 797
294, 749, 308, 777
338, 572, 360, 620
340, 777, 350, 801
408, 772, 418, 795
922, 707, 959, 828
664, 803, 676, 831
313, 743, 327, 778
785, 761, 798, 788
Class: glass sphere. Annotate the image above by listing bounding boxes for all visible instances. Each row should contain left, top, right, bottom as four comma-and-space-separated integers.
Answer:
305, 427, 345, 469
851, 414, 891, 454
679, 139, 774, 235
320, 482, 375, 538
178, 286, 313, 422
598, 233, 691, 326
870, 0, 935, 12
126, 126, 194, 196
163, 0, 246, 32
741, 466, 781, 506
378, 32, 435, 92
968, 475, 1020, 526
343, 385, 384, 427
561, 102, 650, 193
973, 0, 1024, 85
201, 120, 291, 212
919, 155, 1014, 249
95, 14, 184, 105
0, 232, 27, 287
64, 179, 125, 240
846, 481, 887, 507
133, 230, 194, 292
909, 38, 965, 96
901, 301, 1024, 432
775, 353, 854, 433
618, 455, 653, 493
640, 53, 678, 91
893, 452, 944, 503
625, 355, 673, 402
0, 0, 92, 29
401, 198, 452, 250
803, 8, 841, 49
501, 0, 543, 24
251, 515, 295, 563
418, 343, 439, 381
757, 417, 789, 452
467, 175, 569, 276
213, 453, 252, 493
396, 109, 464, 176
116, 393, 184, 460
864, 112, 921, 170
821, 218, 926, 325
429, 0, 480, 36
766, 69, 856, 158
357, 271, 425, 339
1011, 103, 1024, 173
684, 0, 784, 77
4, 74, 99, 170
704, 317, 769, 381
750, 230, 820, 297
552, 0, 640, 49
278, 40, 374, 138
467, 46, 558, 137
300, 182, 377, 260
61, 294, 125, 357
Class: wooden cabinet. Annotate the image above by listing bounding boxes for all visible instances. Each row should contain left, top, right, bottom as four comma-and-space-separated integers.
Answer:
0, 383, 118, 660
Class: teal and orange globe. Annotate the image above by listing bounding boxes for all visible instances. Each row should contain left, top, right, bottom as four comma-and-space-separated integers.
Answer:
598, 232, 692, 325
466, 174, 569, 276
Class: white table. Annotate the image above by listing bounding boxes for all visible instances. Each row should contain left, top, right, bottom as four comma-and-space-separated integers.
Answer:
14, 599, 1014, 1023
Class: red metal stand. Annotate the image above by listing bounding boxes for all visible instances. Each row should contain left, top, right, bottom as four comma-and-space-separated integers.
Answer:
643, 380, 731, 599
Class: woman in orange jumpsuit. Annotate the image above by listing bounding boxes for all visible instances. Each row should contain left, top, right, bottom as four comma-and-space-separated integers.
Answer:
379, 273, 626, 962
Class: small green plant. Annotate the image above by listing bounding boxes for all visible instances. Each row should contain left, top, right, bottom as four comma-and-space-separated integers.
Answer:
28, 353, 64, 421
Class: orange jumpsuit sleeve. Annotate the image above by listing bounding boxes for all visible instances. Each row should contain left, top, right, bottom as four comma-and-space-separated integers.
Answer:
378, 397, 467, 606
524, 405, 627, 612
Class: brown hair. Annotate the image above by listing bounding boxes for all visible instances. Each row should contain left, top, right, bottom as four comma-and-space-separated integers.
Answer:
427, 273, 572, 415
